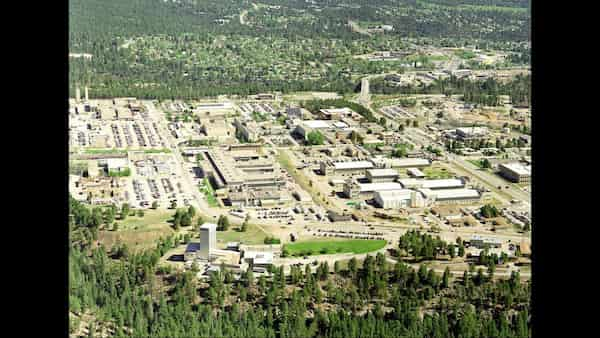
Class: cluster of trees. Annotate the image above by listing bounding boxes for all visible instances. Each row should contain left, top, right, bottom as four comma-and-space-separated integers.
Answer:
216, 215, 230, 231
70, 213, 530, 337
398, 230, 465, 260
371, 75, 530, 108
480, 204, 501, 218
172, 206, 195, 229
306, 131, 325, 146
391, 142, 413, 158
264, 236, 281, 245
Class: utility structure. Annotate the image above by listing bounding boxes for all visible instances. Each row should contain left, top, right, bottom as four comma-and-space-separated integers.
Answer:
75, 85, 81, 102
84, 86, 89, 101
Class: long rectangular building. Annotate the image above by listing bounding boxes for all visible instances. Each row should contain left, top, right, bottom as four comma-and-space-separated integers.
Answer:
419, 188, 481, 205
398, 178, 465, 190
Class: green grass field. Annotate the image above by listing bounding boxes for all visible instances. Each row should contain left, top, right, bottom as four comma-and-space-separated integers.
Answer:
423, 166, 453, 179
284, 239, 386, 256
467, 159, 484, 169
216, 223, 269, 246
119, 209, 173, 230
199, 178, 219, 207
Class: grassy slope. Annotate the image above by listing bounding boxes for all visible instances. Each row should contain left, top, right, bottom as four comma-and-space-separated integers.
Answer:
285, 239, 387, 256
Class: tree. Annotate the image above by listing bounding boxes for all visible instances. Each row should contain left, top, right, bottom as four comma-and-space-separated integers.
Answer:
120, 203, 130, 220
306, 130, 324, 145
458, 244, 465, 257
481, 158, 491, 169
170, 200, 177, 209
241, 221, 248, 232
137, 209, 144, 217
413, 120, 419, 127
442, 267, 450, 288
187, 206, 196, 218
217, 215, 230, 231
334, 261, 341, 275
151, 201, 159, 209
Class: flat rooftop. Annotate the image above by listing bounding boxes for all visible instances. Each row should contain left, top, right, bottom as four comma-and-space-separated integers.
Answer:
419, 188, 480, 200
398, 178, 464, 189
334, 161, 374, 170
303, 120, 331, 129
374, 189, 414, 200
499, 162, 531, 176
200, 223, 217, 231
385, 158, 431, 167
366, 168, 399, 177
359, 182, 403, 193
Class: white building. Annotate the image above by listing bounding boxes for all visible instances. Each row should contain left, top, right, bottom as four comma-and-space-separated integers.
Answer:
366, 168, 399, 183
199, 223, 217, 260
498, 162, 531, 183
372, 157, 431, 169
373, 189, 414, 209
407, 168, 425, 178
418, 188, 481, 205
398, 178, 465, 190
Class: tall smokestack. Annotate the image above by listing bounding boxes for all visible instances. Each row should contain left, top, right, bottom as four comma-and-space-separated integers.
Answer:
84, 86, 89, 101
75, 87, 81, 102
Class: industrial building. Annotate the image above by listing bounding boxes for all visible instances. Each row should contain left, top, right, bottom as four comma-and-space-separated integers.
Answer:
203, 148, 286, 206
418, 188, 481, 205
344, 181, 404, 199
407, 168, 425, 178
373, 189, 424, 209
498, 162, 531, 183
398, 178, 465, 190
455, 127, 489, 140
366, 168, 399, 183
469, 235, 502, 249
371, 157, 431, 169
320, 160, 374, 176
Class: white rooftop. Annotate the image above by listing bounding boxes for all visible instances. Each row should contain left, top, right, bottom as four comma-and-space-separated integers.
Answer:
200, 223, 217, 231
373, 189, 414, 200
366, 168, 399, 177
334, 161, 374, 170
332, 121, 349, 128
419, 188, 480, 200
385, 158, 431, 167
243, 251, 274, 265
500, 162, 531, 176
398, 178, 464, 189
359, 182, 403, 193
407, 168, 425, 177
303, 120, 331, 129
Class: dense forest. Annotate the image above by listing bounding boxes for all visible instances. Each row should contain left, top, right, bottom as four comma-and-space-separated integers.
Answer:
70, 196, 530, 337
69, 0, 530, 99
371, 74, 530, 107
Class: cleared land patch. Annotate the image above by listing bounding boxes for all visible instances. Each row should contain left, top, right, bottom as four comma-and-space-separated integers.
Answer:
284, 239, 386, 256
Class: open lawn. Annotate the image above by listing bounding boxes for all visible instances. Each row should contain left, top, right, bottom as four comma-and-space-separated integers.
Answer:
98, 209, 176, 252
284, 239, 386, 256
216, 223, 269, 246
199, 178, 219, 207
423, 166, 453, 179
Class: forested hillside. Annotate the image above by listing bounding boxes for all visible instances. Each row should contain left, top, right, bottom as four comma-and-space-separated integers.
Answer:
70, 196, 530, 337
69, 0, 530, 99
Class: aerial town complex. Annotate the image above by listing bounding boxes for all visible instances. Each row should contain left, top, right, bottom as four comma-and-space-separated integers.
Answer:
69, 1, 531, 337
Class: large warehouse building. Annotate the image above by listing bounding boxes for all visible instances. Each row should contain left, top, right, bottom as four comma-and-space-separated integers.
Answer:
320, 160, 374, 176
366, 168, 399, 183
374, 189, 424, 209
372, 157, 431, 169
498, 162, 531, 183
398, 178, 465, 190
418, 188, 481, 205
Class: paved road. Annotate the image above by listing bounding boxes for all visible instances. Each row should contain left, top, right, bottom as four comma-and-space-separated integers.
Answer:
447, 153, 530, 209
